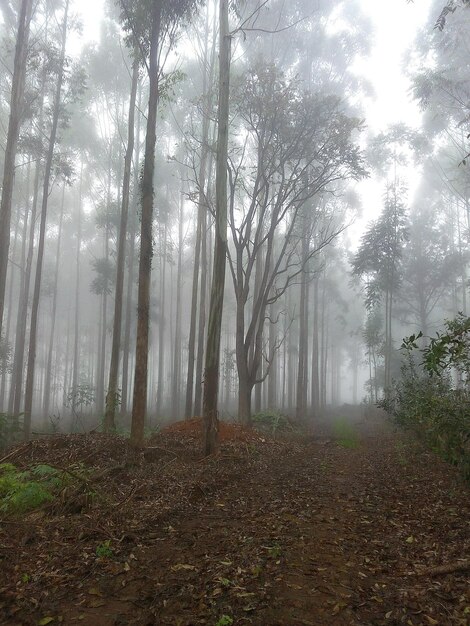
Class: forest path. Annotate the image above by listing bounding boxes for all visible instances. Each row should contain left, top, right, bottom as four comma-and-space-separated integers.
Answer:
1, 413, 469, 625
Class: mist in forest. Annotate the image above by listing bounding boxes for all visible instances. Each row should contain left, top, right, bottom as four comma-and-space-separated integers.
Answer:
0, 0, 468, 442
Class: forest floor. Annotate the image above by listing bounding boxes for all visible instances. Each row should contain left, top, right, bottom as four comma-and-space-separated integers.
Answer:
0, 410, 469, 626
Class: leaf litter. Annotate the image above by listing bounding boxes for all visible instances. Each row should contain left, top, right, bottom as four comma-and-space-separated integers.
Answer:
0, 416, 468, 625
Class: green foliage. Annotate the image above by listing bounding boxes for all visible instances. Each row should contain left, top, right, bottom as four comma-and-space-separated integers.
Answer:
66, 384, 95, 414
420, 313, 470, 380
0, 463, 59, 514
251, 410, 293, 435
383, 327, 470, 480
0, 413, 23, 449
0, 335, 12, 375
215, 616, 233, 626
96, 539, 114, 558
267, 543, 282, 558
0, 462, 93, 514
352, 183, 408, 309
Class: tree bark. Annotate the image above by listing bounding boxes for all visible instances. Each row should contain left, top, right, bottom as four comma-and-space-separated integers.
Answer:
0, 0, 34, 341
24, 0, 69, 440
43, 184, 65, 419
104, 54, 139, 431
171, 190, 184, 420
131, 1, 162, 447
202, 0, 231, 455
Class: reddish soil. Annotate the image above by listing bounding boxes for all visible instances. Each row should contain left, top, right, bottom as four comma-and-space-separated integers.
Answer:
0, 414, 469, 625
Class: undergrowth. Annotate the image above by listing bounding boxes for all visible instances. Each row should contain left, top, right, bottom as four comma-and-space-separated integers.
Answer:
252, 410, 293, 435
0, 413, 23, 450
0, 462, 91, 514
381, 325, 470, 480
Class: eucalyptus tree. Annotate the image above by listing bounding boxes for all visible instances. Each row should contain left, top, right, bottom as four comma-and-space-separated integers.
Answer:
118, 0, 203, 447
201, 0, 231, 454
23, 0, 84, 439
226, 64, 366, 423
352, 185, 408, 393
0, 0, 34, 346
399, 200, 463, 336
413, 1, 470, 153
184, 0, 217, 420
104, 50, 140, 431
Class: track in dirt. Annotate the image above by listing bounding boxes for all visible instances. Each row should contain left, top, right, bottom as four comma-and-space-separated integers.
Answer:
0, 413, 469, 625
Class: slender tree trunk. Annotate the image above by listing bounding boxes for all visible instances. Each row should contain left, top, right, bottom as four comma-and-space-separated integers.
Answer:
72, 162, 83, 399
310, 275, 320, 417
0, 0, 34, 341
194, 203, 208, 416
7, 164, 30, 414
171, 191, 184, 420
121, 84, 142, 416
0, 209, 20, 410
202, 0, 231, 455
156, 219, 167, 418
185, 3, 215, 419
43, 184, 65, 419
10, 114, 45, 416
104, 56, 139, 431
131, 1, 162, 447
267, 303, 277, 408
23, 0, 69, 440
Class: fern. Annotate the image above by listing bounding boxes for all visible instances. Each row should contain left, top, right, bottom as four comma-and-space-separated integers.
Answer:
0, 463, 62, 514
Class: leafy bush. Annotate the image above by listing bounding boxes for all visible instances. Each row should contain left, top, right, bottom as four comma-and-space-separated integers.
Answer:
251, 410, 293, 435
382, 326, 470, 480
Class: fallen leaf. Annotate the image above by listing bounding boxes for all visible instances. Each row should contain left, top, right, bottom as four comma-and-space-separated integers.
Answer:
171, 564, 197, 572
88, 588, 103, 597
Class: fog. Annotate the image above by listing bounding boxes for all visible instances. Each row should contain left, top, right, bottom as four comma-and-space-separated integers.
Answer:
0, 0, 468, 439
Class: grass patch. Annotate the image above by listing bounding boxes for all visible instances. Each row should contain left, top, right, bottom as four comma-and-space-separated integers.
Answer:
332, 418, 359, 449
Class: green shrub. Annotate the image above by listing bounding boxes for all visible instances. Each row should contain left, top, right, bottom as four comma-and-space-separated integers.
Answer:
252, 410, 293, 435
382, 335, 470, 480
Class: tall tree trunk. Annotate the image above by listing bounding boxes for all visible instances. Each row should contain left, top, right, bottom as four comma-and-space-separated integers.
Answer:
194, 202, 208, 416
310, 275, 320, 417
121, 84, 142, 417
185, 4, 215, 417
156, 219, 167, 418
104, 54, 139, 431
171, 191, 184, 420
72, 164, 83, 400
7, 163, 30, 414
296, 231, 309, 420
23, 0, 69, 440
0, 209, 20, 409
131, 1, 162, 447
202, 0, 231, 455
43, 184, 65, 419
267, 303, 277, 408
0, 0, 34, 341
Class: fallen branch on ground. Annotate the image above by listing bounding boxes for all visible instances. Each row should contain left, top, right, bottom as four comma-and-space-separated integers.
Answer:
417, 560, 470, 576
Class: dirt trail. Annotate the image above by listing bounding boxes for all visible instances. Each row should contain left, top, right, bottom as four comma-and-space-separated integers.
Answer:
1, 414, 469, 625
